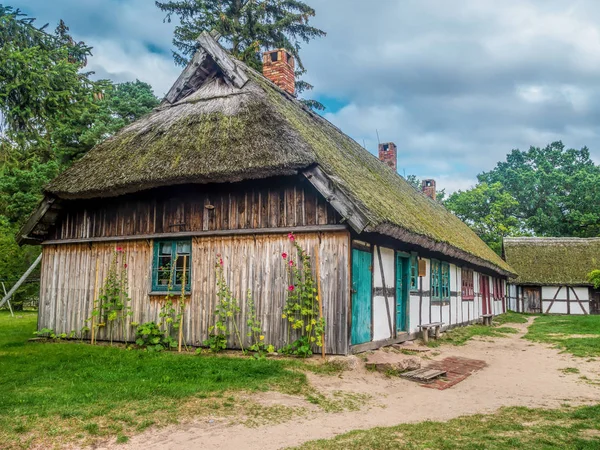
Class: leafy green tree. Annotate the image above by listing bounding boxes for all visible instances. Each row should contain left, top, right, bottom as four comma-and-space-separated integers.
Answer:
445, 182, 523, 255
444, 141, 600, 254
155, 0, 326, 109
0, 217, 40, 310
53, 80, 160, 163
479, 142, 600, 237
0, 7, 93, 152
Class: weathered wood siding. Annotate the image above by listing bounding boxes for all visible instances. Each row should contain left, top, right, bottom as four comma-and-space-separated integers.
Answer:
50, 178, 341, 241
39, 231, 350, 354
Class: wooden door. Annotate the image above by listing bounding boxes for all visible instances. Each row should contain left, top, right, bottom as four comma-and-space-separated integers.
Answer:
480, 275, 491, 315
351, 249, 372, 345
523, 287, 542, 313
396, 254, 408, 332
590, 290, 600, 315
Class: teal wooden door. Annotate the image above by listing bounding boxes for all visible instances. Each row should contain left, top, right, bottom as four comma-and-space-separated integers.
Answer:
396, 254, 408, 332
351, 249, 372, 345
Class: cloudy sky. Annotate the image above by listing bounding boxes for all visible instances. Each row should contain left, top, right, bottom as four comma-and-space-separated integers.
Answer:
18, 0, 600, 192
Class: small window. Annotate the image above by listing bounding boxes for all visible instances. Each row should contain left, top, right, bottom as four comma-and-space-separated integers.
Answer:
270, 51, 279, 62
431, 260, 441, 301
152, 240, 191, 292
441, 262, 450, 299
462, 268, 474, 300
409, 254, 419, 291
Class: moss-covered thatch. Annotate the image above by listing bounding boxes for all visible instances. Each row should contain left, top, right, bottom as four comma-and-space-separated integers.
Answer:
504, 237, 600, 285
38, 35, 513, 276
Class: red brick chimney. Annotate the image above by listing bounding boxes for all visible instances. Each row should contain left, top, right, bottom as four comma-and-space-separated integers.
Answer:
422, 179, 436, 200
262, 49, 295, 96
378, 142, 397, 171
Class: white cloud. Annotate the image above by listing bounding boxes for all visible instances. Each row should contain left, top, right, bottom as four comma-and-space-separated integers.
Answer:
20, 0, 600, 194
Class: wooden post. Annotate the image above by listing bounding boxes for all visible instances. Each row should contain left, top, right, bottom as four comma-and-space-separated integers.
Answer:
2, 283, 14, 317
314, 244, 325, 359
0, 253, 42, 310
91, 258, 99, 345
178, 255, 187, 352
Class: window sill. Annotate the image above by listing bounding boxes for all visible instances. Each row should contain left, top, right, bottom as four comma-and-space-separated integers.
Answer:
462, 297, 475, 301
149, 291, 191, 296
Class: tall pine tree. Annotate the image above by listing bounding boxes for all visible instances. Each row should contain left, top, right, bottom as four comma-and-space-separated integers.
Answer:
155, 0, 326, 109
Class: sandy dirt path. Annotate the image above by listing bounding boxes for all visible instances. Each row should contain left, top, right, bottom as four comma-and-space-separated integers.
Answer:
103, 319, 600, 450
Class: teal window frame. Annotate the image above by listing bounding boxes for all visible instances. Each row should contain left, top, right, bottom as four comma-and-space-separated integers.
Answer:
409, 254, 419, 291
441, 262, 450, 299
152, 240, 192, 293
430, 259, 441, 300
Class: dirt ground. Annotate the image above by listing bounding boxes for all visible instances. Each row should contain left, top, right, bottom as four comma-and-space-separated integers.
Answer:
102, 318, 600, 450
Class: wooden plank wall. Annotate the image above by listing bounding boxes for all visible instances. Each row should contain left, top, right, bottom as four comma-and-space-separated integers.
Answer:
51, 177, 340, 240
39, 231, 350, 354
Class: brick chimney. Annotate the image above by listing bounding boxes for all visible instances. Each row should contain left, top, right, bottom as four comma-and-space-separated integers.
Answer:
422, 179, 436, 200
262, 49, 295, 96
378, 142, 397, 171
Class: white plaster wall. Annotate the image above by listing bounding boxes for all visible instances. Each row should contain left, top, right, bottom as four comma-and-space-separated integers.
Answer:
372, 246, 395, 341
507, 284, 518, 311
408, 293, 421, 334
572, 287, 590, 301
373, 247, 395, 289
571, 301, 590, 315
544, 300, 568, 314
543, 286, 567, 300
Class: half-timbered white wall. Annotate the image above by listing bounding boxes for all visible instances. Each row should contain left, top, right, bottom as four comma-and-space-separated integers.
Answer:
507, 284, 591, 315
360, 245, 509, 347
372, 246, 395, 341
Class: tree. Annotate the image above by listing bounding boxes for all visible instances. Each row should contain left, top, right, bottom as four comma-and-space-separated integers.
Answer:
444, 141, 600, 255
478, 142, 600, 237
444, 182, 523, 255
155, 0, 326, 109
0, 7, 94, 152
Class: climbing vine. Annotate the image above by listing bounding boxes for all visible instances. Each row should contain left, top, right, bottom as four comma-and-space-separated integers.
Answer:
88, 247, 133, 345
281, 233, 325, 357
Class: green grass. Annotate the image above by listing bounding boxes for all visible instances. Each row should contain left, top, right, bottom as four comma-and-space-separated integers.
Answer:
427, 324, 519, 347
525, 315, 600, 357
494, 311, 530, 325
291, 404, 600, 449
0, 311, 309, 449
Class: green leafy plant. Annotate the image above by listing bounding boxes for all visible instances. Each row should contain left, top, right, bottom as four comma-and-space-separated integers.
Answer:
204, 255, 245, 352
245, 290, 274, 358
87, 248, 133, 345
587, 270, 600, 289
135, 322, 176, 352
281, 233, 325, 358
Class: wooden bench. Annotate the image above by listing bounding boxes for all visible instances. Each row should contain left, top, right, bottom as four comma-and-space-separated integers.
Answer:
418, 322, 443, 343
481, 314, 494, 326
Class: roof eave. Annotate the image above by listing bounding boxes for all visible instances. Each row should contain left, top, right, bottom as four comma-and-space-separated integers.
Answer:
372, 222, 516, 278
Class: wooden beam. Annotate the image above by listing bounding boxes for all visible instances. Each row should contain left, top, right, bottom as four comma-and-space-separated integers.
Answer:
0, 254, 42, 309
41, 224, 349, 246
197, 31, 249, 89
163, 49, 209, 105
17, 197, 56, 245
303, 166, 370, 233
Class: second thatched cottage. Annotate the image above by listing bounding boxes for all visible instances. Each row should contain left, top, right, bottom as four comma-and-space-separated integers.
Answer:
20, 32, 515, 354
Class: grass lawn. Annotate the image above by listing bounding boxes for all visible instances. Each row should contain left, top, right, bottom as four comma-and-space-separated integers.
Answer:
292, 404, 600, 449
426, 312, 526, 348
0, 311, 314, 449
525, 315, 600, 357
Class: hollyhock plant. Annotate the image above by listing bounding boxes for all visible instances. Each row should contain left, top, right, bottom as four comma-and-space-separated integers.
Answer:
282, 252, 288, 259
281, 236, 325, 358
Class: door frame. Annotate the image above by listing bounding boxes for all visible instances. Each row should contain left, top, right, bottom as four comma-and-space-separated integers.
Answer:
350, 246, 373, 345
395, 252, 409, 333
480, 275, 491, 315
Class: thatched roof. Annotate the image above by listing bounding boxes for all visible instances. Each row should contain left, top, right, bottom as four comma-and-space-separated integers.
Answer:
503, 237, 600, 285
24, 32, 514, 276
